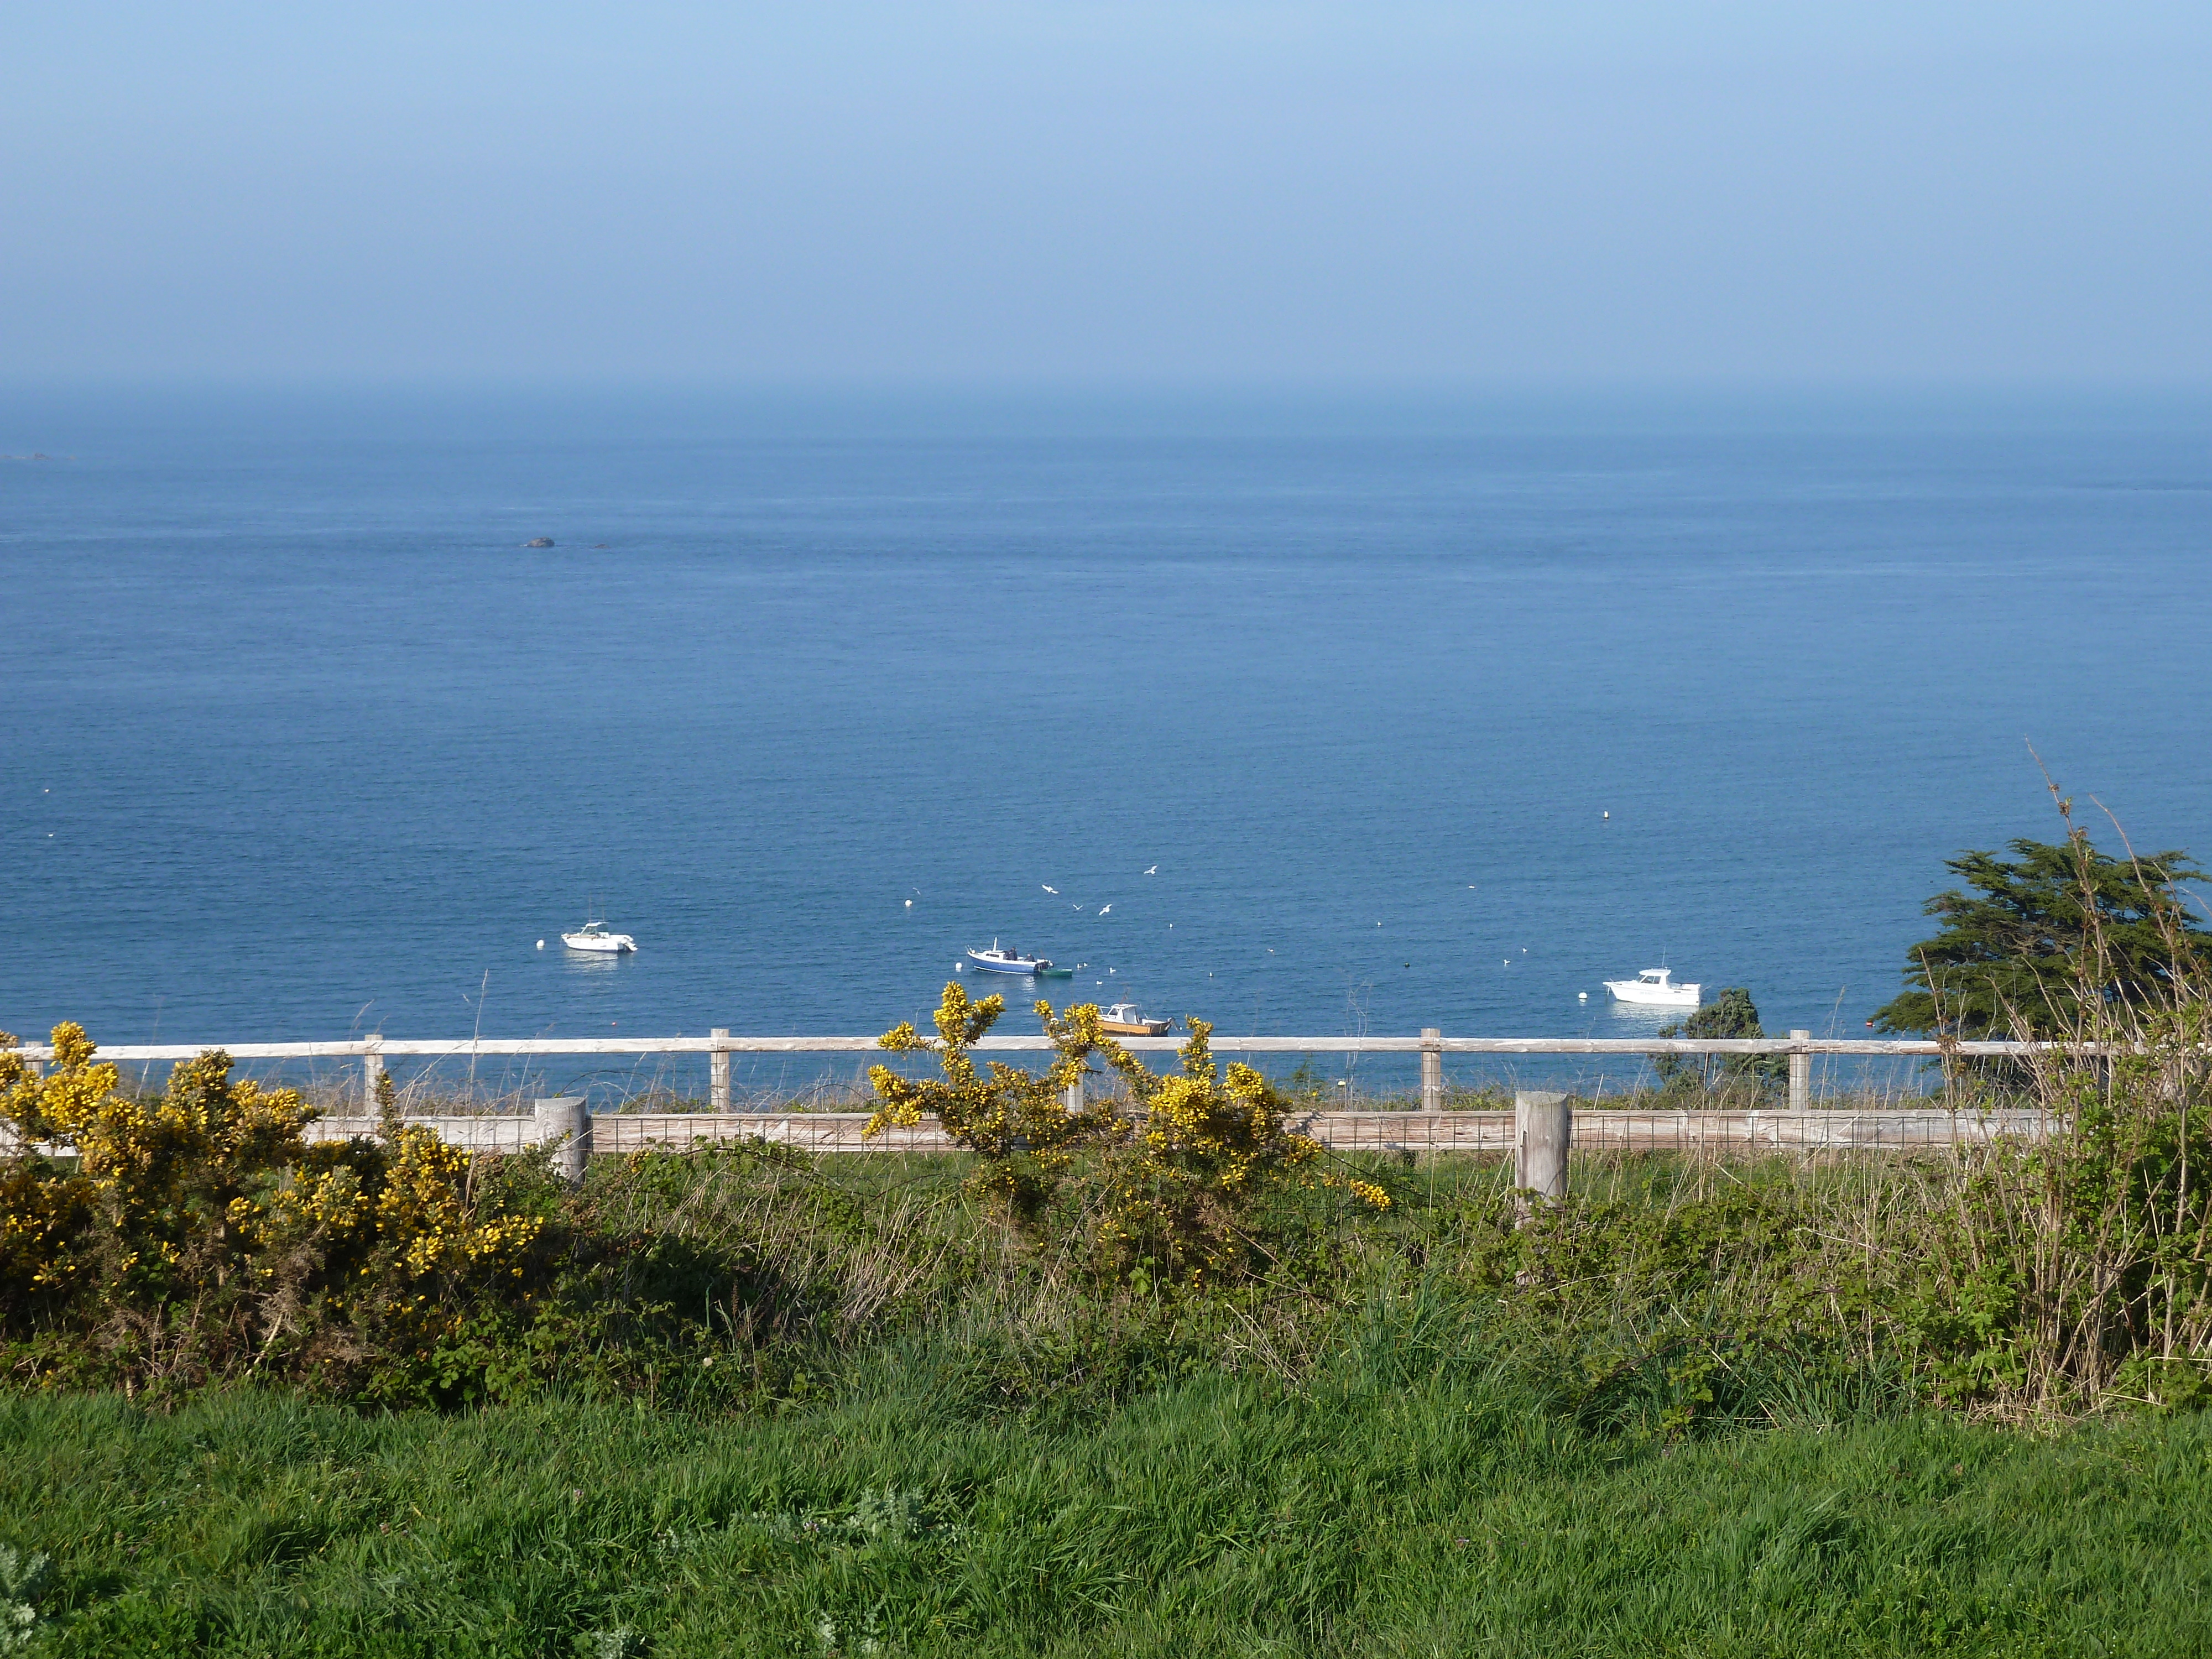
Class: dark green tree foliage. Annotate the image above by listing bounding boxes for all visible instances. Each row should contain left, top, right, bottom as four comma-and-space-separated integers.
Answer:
1653, 988, 1785, 1091
1874, 834, 2211, 1039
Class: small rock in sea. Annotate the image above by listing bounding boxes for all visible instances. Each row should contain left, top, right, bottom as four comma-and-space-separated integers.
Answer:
523, 536, 555, 547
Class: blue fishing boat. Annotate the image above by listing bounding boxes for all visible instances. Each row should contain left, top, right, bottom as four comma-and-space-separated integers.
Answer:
965, 941, 1055, 975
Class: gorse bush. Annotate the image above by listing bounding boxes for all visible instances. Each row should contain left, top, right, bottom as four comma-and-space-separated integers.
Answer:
865, 985, 1387, 1283
864, 983, 1125, 1215
0, 1024, 551, 1398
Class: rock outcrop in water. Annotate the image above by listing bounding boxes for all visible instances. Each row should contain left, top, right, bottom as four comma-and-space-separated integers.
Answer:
523, 536, 555, 547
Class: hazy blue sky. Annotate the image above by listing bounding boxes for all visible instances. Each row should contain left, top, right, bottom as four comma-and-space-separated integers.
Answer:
6, 2, 2208, 386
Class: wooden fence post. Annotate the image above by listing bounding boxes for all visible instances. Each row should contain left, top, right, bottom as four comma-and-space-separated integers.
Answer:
1788, 1030, 1811, 1112
363, 1036, 385, 1112
709, 1029, 731, 1111
1065, 1070, 1084, 1113
1515, 1090, 1570, 1206
1421, 1029, 1443, 1112
534, 1097, 591, 1182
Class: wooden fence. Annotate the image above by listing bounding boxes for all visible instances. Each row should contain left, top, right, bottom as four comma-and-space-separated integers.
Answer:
4, 1029, 2073, 1161
9, 1029, 2051, 1108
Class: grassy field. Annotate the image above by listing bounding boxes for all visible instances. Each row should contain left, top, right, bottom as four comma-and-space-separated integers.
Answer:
5, 1374, 2210, 1657
6, 1137, 2205, 1653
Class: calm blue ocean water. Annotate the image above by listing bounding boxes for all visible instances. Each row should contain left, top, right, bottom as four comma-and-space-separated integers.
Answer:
4, 388, 2209, 1098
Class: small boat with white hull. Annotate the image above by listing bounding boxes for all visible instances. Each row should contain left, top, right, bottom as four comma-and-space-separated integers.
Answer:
561, 920, 637, 953
1603, 967, 1698, 1008
1098, 1001, 1170, 1036
965, 941, 1055, 975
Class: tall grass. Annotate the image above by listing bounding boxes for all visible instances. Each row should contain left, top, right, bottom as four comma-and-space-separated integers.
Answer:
1893, 800, 2212, 1414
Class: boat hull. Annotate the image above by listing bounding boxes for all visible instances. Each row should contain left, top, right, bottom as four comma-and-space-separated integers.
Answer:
1099, 1019, 1170, 1036
1603, 980, 1697, 1007
563, 935, 635, 953
966, 953, 1044, 974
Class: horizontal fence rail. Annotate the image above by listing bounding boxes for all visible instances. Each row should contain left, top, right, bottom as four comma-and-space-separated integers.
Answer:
294, 1107, 2060, 1158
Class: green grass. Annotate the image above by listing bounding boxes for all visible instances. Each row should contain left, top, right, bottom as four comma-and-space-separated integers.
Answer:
6, 1375, 2211, 1657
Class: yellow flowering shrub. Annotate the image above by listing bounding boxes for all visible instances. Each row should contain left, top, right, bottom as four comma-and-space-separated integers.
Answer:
0, 1026, 105, 1307
1097, 1016, 1390, 1281
865, 988, 1387, 1282
0, 1025, 545, 1389
865, 981, 1126, 1213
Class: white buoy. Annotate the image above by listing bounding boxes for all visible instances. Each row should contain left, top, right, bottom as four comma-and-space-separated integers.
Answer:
1578, 990, 1588, 1001
536, 940, 545, 949
904, 899, 912, 907
1603, 810, 1610, 820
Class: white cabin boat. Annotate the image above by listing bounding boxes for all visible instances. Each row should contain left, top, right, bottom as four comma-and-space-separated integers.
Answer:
965, 941, 1053, 975
1603, 967, 1699, 1008
561, 920, 637, 953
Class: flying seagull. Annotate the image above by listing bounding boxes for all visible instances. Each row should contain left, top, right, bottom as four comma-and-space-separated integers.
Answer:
1098, 904, 1112, 915
1144, 865, 1157, 875
1043, 885, 1058, 894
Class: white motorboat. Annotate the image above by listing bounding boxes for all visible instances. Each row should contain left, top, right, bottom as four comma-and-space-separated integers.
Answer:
964, 941, 1054, 975
1603, 967, 1699, 1008
561, 920, 637, 953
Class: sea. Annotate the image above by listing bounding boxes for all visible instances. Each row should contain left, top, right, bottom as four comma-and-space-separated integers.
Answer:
5, 386, 2209, 1102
